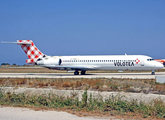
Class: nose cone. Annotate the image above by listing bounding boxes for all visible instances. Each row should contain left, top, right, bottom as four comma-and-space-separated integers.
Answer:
155, 61, 164, 69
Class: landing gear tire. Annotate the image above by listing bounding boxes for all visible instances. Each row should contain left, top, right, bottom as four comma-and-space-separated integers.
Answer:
151, 70, 155, 75
151, 72, 155, 75
74, 70, 79, 75
81, 71, 86, 75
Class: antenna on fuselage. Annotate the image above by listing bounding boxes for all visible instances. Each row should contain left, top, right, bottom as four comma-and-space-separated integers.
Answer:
125, 53, 127, 55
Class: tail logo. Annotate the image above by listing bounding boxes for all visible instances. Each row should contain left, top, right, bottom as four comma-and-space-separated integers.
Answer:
17, 40, 44, 63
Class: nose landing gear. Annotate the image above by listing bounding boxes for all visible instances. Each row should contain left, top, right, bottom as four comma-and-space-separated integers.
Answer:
151, 70, 155, 75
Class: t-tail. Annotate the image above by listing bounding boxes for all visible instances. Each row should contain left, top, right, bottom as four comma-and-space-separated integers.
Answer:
2, 40, 46, 64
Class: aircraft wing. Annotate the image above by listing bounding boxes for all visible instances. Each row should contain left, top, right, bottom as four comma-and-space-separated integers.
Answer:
41, 65, 98, 71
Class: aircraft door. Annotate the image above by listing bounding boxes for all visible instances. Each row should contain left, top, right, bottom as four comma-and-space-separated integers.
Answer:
140, 60, 144, 66
59, 59, 62, 65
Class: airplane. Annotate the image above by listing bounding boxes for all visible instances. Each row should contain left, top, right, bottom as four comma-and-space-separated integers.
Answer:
2, 40, 164, 75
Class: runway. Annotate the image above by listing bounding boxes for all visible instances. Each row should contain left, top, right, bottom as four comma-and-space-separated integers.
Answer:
0, 72, 165, 79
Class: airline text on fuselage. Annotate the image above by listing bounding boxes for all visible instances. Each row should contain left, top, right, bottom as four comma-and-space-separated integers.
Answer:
114, 62, 134, 66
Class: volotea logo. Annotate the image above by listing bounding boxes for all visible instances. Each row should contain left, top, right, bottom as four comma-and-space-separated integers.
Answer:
136, 58, 140, 64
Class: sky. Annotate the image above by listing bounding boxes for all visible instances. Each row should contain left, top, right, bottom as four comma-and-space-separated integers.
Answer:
0, 0, 165, 65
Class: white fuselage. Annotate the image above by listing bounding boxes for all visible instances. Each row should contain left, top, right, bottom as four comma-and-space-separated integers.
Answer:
37, 55, 163, 71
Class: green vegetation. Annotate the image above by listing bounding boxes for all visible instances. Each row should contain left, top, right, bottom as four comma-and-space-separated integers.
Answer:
1, 63, 10, 66
0, 89, 165, 119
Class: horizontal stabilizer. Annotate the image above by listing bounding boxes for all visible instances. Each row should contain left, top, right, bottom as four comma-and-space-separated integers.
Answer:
1, 41, 18, 44
1, 41, 31, 45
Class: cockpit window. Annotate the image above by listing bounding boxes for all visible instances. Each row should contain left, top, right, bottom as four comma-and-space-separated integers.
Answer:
147, 59, 154, 61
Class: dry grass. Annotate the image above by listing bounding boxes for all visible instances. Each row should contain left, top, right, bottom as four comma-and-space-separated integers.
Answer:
0, 77, 165, 94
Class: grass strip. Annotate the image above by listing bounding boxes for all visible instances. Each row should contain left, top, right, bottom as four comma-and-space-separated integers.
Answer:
0, 89, 165, 119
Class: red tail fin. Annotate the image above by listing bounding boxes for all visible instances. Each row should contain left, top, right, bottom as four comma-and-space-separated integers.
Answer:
17, 40, 45, 64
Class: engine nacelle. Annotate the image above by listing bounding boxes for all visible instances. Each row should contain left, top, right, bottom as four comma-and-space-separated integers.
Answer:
44, 58, 61, 65
36, 58, 62, 65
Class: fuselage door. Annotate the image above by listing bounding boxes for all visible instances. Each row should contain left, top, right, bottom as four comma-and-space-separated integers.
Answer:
141, 60, 144, 66
59, 59, 62, 65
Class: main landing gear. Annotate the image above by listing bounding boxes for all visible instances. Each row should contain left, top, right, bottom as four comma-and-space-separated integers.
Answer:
74, 70, 86, 75
74, 70, 79, 75
151, 70, 155, 75
81, 71, 86, 75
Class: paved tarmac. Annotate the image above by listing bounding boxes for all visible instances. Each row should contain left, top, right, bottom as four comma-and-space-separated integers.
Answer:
0, 107, 112, 120
0, 72, 165, 79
